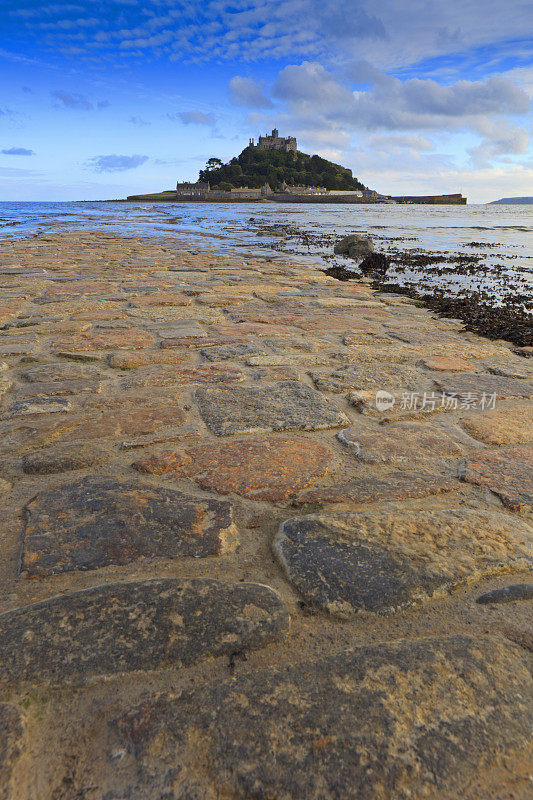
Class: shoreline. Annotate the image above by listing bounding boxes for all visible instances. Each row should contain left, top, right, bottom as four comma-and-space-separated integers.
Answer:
0, 230, 531, 799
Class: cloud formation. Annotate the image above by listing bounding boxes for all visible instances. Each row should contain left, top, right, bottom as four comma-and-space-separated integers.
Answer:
52, 91, 109, 110
229, 77, 273, 108
87, 154, 148, 172
1, 147, 34, 155
170, 110, 215, 126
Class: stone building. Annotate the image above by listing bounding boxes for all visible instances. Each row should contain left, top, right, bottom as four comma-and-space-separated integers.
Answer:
175, 181, 210, 198
251, 129, 297, 153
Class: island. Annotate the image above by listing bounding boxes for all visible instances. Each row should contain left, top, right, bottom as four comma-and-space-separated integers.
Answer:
126, 129, 467, 204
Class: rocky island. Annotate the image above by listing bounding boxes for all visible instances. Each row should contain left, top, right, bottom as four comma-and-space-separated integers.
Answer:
126, 130, 467, 204
0, 228, 530, 798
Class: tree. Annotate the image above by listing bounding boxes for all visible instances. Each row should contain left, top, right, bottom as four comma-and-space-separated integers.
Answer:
206, 157, 223, 170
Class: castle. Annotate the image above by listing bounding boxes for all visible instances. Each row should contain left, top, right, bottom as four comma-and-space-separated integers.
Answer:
249, 129, 297, 153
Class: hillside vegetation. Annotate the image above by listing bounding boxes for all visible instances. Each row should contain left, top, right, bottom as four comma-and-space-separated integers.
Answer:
199, 146, 365, 192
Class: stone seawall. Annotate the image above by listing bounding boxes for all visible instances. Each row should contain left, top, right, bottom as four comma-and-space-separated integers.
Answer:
0, 231, 531, 799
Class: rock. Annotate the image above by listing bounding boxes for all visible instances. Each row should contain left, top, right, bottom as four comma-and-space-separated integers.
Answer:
22, 441, 113, 475
333, 234, 373, 256
155, 319, 207, 341
503, 624, 533, 652
338, 422, 462, 464
20, 363, 101, 382
484, 360, 533, 379
134, 437, 333, 501
211, 322, 295, 338
460, 403, 533, 444
434, 373, 533, 400
321, 265, 356, 281
476, 584, 533, 604
195, 381, 349, 436
273, 508, 532, 615
0, 579, 288, 685
5, 396, 71, 418
115, 635, 532, 800
0, 363, 7, 372
0, 378, 11, 398
0, 704, 25, 800
294, 471, 456, 505
459, 445, 533, 512
358, 252, 390, 278
22, 477, 237, 575
0, 337, 39, 356
311, 364, 426, 393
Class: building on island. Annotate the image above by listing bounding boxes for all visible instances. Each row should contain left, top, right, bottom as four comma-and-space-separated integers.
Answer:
175, 181, 210, 198
249, 129, 297, 153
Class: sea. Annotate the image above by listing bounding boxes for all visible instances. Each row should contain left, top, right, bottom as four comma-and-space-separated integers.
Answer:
0, 201, 531, 307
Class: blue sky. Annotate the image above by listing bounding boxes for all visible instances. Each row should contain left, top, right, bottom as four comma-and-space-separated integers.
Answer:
0, 0, 532, 202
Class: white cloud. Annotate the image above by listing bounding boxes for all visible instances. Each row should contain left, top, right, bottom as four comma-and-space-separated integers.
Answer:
229, 76, 273, 108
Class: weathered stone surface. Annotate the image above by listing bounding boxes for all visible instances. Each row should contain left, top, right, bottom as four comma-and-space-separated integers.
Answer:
201, 342, 264, 360
0, 336, 39, 356
0, 579, 288, 685
419, 356, 477, 371
211, 322, 295, 337
294, 471, 456, 505
0, 377, 11, 398
51, 328, 154, 352
0, 362, 7, 372
435, 373, 533, 400
338, 422, 461, 463
5, 396, 70, 418
22, 441, 113, 474
134, 437, 333, 501
476, 584, 533, 604
459, 445, 533, 512
484, 359, 533, 379
15, 378, 102, 397
128, 291, 191, 307
156, 319, 207, 340
121, 364, 244, 390
461, 404, 533, 444
196, 381, 349, 435
115, 635, 532, 800
107, 351, 190, 369
0, 704, 25, 800
311, 364, 426, 393
22, 477, 237, 575
20, 362, 101, 382
35, 281, 117, 303
274, 508, 532, 615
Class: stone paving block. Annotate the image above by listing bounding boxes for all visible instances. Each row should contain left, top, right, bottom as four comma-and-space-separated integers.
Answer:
22, 477, 237, 575
195, 381, 349, 435
294, 471, 456, 505
107, 351, 191, 369
201, 342, 264, 360
0, 336, 40, 356
128, 291, 191, 307
459, 445, 533, 512
311, 364, 428, 393
484, 360, 533, 379
51, 328, 154, 352
0, 579, 288, 685
460, 403, 533, 444
435, 373, 533, 400
274, 508, 532, 615
15, 378, 102, 397
134, 437, 333, 501
115, 635, 532, 800
20, 363, 102, 382
4, 396, 71, 418
0, 704, 25, 800
121, 364, 244, 390
22, 441, 113, 474
338, 422, 462, 463
154, 319, 207, 339
419, 356, 478, 371
211, 322, 295, 337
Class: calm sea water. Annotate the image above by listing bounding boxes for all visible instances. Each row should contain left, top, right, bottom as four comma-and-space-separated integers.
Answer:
0, 201, 531, 303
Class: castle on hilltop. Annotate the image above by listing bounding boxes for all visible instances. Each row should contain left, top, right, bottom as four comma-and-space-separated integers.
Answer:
249, 129, 297, 153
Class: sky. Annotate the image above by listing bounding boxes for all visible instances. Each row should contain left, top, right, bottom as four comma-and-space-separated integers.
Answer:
0, 0, 532, 202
